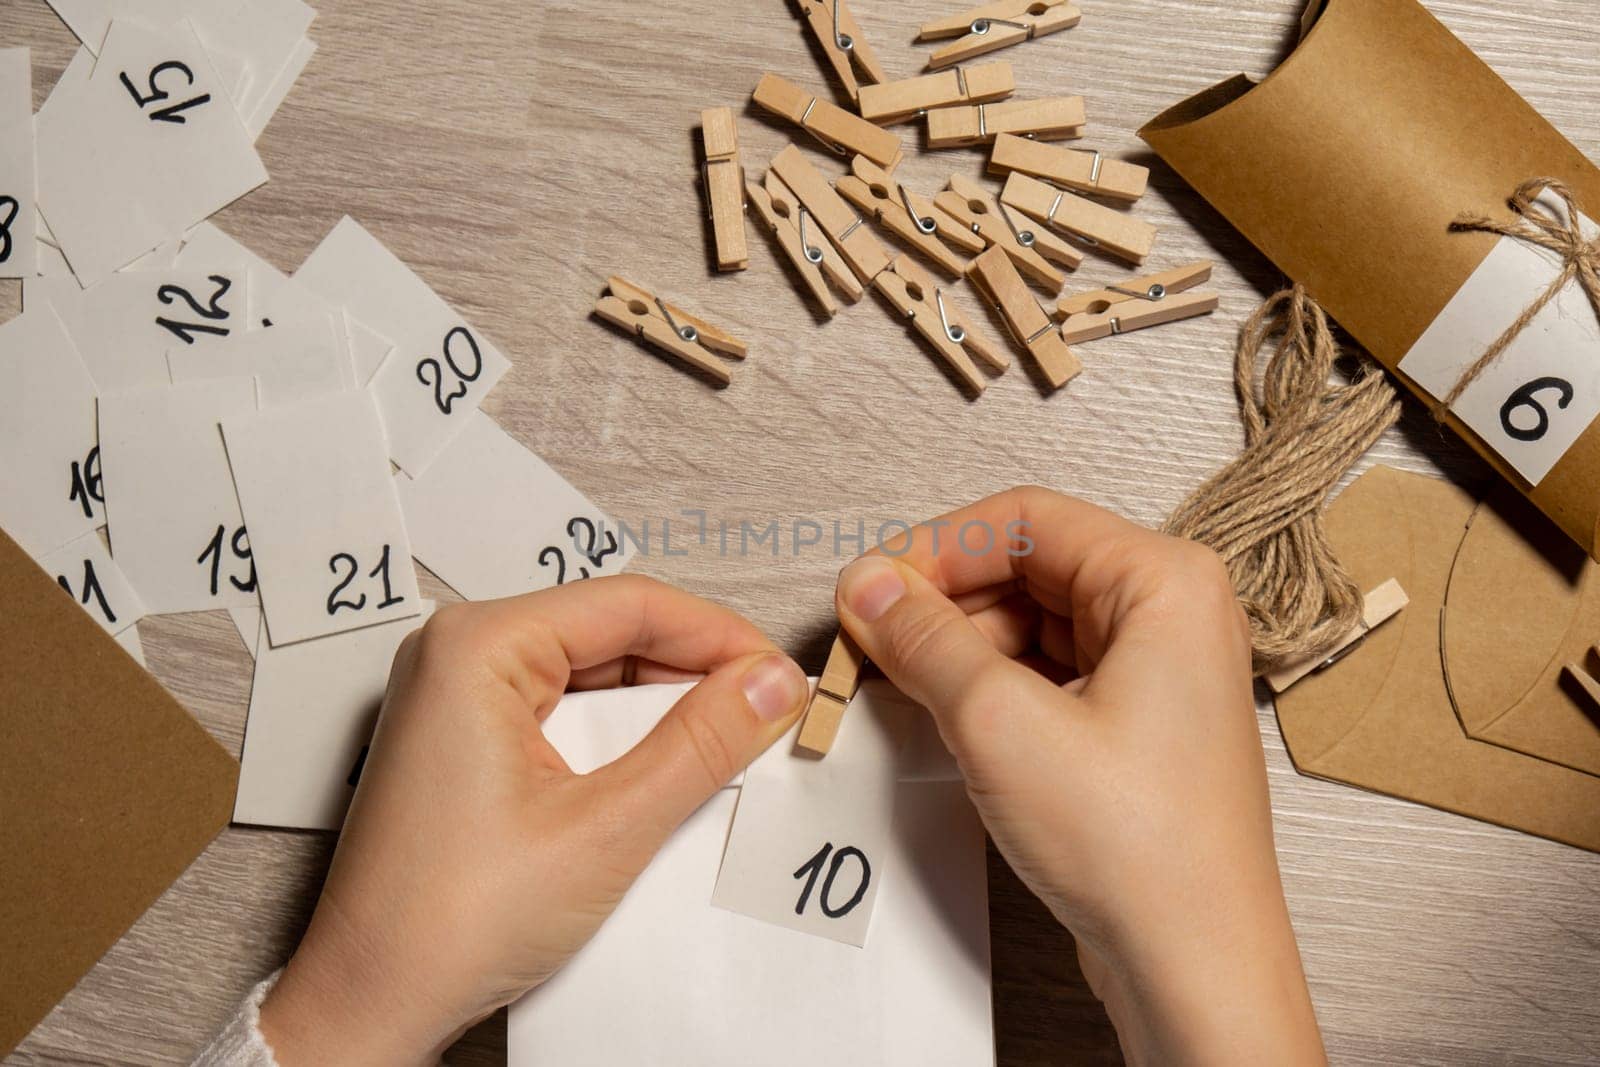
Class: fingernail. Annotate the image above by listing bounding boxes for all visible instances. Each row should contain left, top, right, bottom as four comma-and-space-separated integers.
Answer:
839, 556, 907, 623
742, 654, 807, 722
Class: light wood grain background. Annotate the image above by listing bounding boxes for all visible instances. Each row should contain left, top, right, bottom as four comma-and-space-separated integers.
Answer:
4, 0, 1599, 1063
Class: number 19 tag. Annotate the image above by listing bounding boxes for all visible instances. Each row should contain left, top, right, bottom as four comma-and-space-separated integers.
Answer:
1399, 194, 1600, 486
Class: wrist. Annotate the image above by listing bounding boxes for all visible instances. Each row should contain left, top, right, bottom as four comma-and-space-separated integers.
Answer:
258, 910, 462, 1067
1094, 890, 1325, 1066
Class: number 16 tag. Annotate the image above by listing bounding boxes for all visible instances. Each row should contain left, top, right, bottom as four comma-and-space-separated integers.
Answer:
1399, 194, 1600, 486
711, 686, 913, 947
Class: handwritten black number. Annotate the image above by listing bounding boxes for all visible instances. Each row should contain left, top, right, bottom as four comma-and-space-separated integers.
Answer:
156, 275, 233, 344
197, 524, 256, 596
567, 517, 620, 569
538, 545, 592, 586
347, 744, 370, 788
0, 195, 16, 265
120, 60, 211, 124
1499, 376, 1575, 443
57, 558, 115, 624
326, 545, 406, 615
416, 326, 483, 414
67, 445, 103, 518
326, 553, 366, 614
792, 842, 871, 919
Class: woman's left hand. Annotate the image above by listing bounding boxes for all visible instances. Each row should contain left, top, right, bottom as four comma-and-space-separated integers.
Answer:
256, 575, 809, 1066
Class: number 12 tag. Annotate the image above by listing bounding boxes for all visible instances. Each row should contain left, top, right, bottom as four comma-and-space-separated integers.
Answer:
1399, 194, 1600, 486
711, 686, 913, 947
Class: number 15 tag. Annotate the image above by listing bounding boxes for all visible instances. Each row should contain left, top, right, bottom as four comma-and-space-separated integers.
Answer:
1399, 195, 1600, 486
711, 686, 913, 947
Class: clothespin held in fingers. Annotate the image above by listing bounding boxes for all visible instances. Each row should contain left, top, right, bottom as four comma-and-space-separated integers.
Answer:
700, 108, 748, 272
1564, 647, 1600, 710
874, 254, 1007, 395
747, 170, 863, 318
926, 96, 1085, 149
918, 0, 1083, 70
793, 0, 888, 104
966, 245, 1081, 390
836, 156, 983, 277
1265, 579, 1409, 693
936, 173, 1080, 288
753, 73, 903, 169
1000, 171, 1158, 265
1056, 261, 1213, 320
988, 133, 1149, 204
594, 277, 747, 386
798, 631, 867, 756
857, 61, 1014, 125
769, 143, 892, 285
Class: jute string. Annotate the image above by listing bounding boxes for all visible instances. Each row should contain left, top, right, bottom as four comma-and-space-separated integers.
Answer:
1441, 177, 1600, 412
1164, 179, 1590, 674
1165, 286, 1401, 675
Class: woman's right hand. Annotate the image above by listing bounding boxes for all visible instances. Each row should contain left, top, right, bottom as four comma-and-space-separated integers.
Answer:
832, 487, 1325, 1067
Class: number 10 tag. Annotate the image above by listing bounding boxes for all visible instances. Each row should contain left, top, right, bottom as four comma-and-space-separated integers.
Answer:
1399, 194, 1600, 486
711, 686, 913, 947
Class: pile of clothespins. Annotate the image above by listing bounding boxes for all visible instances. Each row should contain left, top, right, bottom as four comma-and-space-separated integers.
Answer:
594, 0, 1220, 396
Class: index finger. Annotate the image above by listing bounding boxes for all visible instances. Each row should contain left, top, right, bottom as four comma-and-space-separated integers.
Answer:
442, 573, 776, 698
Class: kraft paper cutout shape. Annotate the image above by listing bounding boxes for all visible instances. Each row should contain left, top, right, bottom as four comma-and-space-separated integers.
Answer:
1274, 466, 1600, 853
1141, 0, 1600, 560
1442, 488, 1600, 778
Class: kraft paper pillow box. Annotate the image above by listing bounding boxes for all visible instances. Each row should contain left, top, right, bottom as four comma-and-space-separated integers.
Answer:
0, 529, 238, 1056
1140, 0, 1600, 560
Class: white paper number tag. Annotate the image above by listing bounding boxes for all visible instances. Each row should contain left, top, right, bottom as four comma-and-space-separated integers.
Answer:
395, 412, 633, 600
1399, 195, 1600, 485
97, 378, 260, 614
0, 310, 102, 559
294, 216, 511, 475
222, 390, 421, 647
40, 529, 145, 636
0, 48, 38, 279
711, 686, 914, 947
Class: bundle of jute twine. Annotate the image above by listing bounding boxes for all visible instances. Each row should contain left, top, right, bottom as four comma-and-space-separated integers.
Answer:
1167, 177, 1599, 676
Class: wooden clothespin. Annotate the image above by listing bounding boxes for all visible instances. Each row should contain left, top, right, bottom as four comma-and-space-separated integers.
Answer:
793, 0, 888, 104
769, 144, 891, 285
857, 61, 1014, 125
874, 254, 1007, 395
593, 277, 747, 386
926, 96, 1086, 149
918, 0, 1083, 70
1564, 648, 1600, 710
935, 174, 1079, 288
797, 631, 867, 756
1000, 172, 1158, 265
1056, 261, 1213, 320
988, 133, 1149, 203
1060, 290, 1219, 343
836, 156, 984, 278
966, 245, 1081, 390
753, 73, 902, 169
700, 108, 748, 272
1266, 579, 1409, 693
746, 170, 864, 318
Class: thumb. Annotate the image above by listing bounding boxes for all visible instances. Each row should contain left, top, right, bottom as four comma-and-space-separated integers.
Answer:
597, 650, 808, 836
835, 555, 1060, 752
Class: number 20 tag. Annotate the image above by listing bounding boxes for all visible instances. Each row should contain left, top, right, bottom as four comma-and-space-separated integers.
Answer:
1399, 195, 1600, 486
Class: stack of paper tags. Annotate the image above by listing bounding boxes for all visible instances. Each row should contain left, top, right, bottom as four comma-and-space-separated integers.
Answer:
0, 20, 632, 834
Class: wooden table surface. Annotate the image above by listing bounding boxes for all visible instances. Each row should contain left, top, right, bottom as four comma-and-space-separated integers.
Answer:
5, 0, 1600, 1063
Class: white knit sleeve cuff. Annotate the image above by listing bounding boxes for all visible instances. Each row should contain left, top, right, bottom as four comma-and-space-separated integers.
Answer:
192, 969, 284, 1067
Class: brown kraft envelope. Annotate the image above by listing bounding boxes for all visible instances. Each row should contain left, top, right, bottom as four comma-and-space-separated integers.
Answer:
0, 529, 239, 1056
1442, 485, 1600, 779
1275, 466, 1600, 853
1140, 0, 1600, 559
